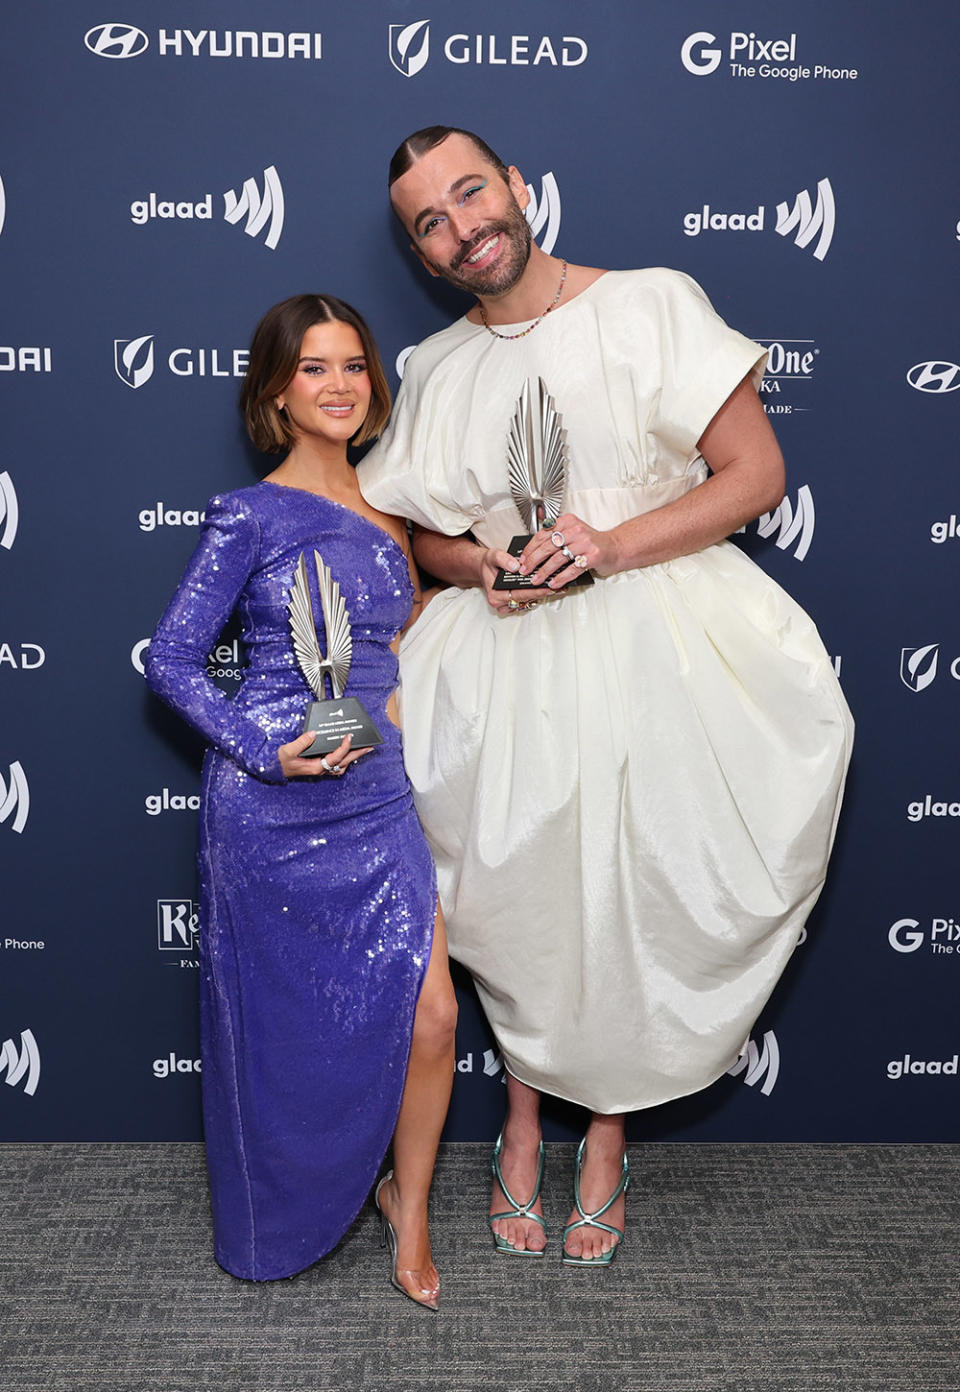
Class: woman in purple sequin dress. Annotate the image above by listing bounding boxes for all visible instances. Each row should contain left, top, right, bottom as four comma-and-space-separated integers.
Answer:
145, 296, 455, 1303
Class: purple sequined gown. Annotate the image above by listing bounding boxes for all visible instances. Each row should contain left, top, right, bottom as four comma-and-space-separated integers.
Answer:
145, 482, 436, 1281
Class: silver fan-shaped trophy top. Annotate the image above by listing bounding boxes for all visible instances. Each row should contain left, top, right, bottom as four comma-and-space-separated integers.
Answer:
507, 377, 569, 532
287, 550, 353, 702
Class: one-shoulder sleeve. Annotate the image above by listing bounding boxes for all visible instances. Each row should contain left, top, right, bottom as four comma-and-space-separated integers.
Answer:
644, 269, 766, 459
143, 493, 285, 783
357, 338, 476, 535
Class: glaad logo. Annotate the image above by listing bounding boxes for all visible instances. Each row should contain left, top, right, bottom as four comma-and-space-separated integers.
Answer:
482, 1049, 507, 1082
147, 791, 201, 817
775, 180, 835, 262
388, 20, 588, 73
153, 1052, 201, 1077
223, 167, 284, 250
84, 23, 148, 58
139, 503, 205, 532
739, 485, 815, 561
0, 471, 19, 550
86, 26, 322, 61
683, 180, 835, 261
115, 337, 249, 389
130, 167, 284, 251
889, 917, 960, 955
900, 644, 939, 692
906, 796, 960, 823
525, 172, 561, 254
157, 899, 199, 951
0, 172, 6, 237
906, 361, 960, 394
0, 762, 29, 835
0, 1028, 40, 1096
727, 1030, 779, 1096
931, 515, 960, 543
389, 20, 430, 76
115, 334, 155, 389
887, 1053, 957, 1080
681, 31, 858, 83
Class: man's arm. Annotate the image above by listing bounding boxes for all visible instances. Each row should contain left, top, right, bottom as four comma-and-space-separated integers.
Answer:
519, 375, 785, 587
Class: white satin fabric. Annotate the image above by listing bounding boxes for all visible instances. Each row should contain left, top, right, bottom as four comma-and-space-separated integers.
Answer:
359, 269, 853, 1112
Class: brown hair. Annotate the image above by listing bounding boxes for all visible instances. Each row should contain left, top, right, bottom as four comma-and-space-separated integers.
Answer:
240, 294, 391, 454
388, 125, 510, 188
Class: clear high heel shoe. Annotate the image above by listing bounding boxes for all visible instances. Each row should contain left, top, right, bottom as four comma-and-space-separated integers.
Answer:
374, 1172, 440, 1312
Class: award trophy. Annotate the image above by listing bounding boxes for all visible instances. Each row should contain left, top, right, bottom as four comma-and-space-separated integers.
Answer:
492, 377, 593, 591
287, 550, 383, 756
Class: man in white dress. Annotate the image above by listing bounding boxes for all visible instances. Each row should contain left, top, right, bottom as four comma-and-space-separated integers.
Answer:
358, 127, 852, 1264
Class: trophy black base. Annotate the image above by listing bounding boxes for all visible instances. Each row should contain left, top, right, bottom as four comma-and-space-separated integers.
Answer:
492, 534, 594, 591
300, 697, 383, 756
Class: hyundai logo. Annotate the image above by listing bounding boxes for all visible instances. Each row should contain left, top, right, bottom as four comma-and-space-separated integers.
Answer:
906, 361, 960, 394
84, 24, 149, 59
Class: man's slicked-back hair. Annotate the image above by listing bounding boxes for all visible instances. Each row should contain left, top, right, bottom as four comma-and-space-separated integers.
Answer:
388, 126, 510, 188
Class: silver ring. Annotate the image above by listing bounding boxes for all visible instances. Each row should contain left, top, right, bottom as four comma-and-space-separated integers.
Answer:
561, 545, 575, 561
574, 554, 588, 569
320, 756, 336, 773
551, 531, 565, 548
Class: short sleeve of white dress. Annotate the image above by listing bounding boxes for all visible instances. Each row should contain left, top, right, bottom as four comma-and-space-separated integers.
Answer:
357, 326, 477, 536
638, 268, 767, 466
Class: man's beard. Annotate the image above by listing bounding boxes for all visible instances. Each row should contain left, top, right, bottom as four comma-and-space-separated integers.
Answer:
425, 198, 533, 298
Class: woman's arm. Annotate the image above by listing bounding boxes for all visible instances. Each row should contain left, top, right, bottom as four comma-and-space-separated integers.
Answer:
144, 495, 288, 782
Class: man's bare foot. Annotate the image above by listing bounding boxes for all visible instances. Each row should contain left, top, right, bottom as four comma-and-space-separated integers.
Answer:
489, 1124, 547, 1253
562, 1130, 628, 1262
376, 1174, 440, 1308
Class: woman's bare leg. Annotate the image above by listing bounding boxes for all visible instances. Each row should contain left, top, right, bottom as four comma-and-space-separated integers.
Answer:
377, 905, 457, 1303
488, 1072, 547, 1253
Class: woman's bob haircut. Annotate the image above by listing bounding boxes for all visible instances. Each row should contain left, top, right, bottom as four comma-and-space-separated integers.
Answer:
241, 294, 391, 454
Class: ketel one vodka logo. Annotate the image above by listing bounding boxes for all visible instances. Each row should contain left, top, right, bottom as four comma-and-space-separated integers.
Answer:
129, 166, 284, 250
157, 899, 199, 952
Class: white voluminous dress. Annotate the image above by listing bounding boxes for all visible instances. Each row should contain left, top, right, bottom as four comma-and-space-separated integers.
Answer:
358, 268, 853, 1113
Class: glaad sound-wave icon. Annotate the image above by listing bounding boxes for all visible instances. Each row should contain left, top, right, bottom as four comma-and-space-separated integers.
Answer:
0, 761, 29, 834
223, 166, 284, 250
727, 1030, 780, 1095
525, 173, 561, 254
775, 179, 835, 261
0, 471, 19, 549
0, 1029, 40, 1095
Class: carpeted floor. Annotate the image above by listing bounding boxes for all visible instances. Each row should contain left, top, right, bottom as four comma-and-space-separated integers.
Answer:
1, 1142, 958, 1391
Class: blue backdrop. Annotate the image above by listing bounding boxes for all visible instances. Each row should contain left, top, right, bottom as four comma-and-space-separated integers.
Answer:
2, 1, 958, 1143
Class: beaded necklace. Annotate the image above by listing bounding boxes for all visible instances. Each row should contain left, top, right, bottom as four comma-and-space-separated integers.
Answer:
477, 260, 568, 341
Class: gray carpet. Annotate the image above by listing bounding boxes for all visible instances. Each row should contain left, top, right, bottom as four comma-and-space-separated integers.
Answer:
1, 1143, 958, 1391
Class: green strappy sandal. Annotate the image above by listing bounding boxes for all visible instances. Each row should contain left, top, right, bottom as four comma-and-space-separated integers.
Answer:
488, 1132, 548, 1257
561, 1137, 629, 1267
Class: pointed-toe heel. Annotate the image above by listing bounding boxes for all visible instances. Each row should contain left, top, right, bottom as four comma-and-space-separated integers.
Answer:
374, 1172, 440, 1312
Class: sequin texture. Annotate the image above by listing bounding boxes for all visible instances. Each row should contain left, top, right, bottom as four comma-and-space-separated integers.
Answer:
145, 482, 436, 1281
